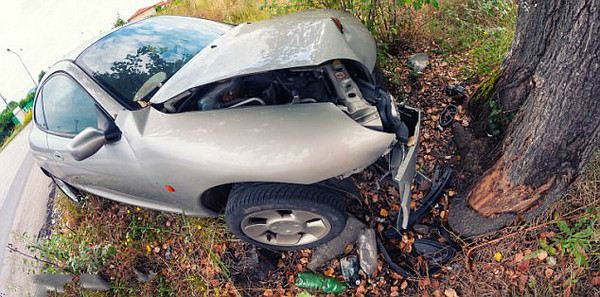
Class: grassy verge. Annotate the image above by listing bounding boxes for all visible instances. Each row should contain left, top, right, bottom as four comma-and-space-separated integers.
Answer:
422, 0, 517, 79
0, 111, 32, 152
33, 194, 236, 296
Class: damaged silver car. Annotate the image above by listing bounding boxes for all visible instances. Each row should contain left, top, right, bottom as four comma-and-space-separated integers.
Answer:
29, 10, 420, 250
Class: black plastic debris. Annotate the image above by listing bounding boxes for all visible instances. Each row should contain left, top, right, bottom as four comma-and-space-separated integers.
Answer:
133, 267, 157, 283
396, 167, 452, 231
377, 167, 459, 277
413, 238, 457, 275
439, 104, 458, 128
444, 85, 466, 98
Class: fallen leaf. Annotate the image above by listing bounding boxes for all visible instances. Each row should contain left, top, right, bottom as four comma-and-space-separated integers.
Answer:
547, 256, 557, 266
380, 208, 389, 217
514, 252, 524, 263
591, 276, 600, 286
517, 260, 530, 272
544, 268, 554, 279
324, 268, 335, 277
537, 250, 548, 261
400, 280, 408, 290
344, 244, 354, 254
493, 252, 502, 262
263, 289, 273, 296
444, 288, 459, 297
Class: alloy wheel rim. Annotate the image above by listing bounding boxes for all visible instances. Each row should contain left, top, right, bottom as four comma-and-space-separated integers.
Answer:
240, 209, 331, 246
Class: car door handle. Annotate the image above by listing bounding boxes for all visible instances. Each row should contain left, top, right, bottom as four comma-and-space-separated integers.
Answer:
53, 151, 64, 161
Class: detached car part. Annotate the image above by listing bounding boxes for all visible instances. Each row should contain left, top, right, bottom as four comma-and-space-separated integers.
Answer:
29, 10, 420, 250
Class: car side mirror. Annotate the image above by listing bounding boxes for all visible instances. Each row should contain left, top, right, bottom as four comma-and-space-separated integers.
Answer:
67, 127, 108, 161
67, 105, 121, 161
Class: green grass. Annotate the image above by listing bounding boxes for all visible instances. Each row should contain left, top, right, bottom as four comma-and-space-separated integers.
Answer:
35, 193, 235, 296
427, 0, 516, 78
0, 111, 32, 152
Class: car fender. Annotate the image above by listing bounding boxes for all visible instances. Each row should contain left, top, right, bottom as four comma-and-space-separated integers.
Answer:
116, 103, 395, 214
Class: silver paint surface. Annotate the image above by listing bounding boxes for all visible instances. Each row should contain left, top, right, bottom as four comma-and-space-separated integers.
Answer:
151, 9, 377, 103
28, 11, 419, 218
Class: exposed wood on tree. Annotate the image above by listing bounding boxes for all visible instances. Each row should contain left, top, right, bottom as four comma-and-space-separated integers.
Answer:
464, 0, 600, 218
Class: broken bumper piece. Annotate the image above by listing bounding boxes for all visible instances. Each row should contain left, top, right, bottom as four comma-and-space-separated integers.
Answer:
390, 104, 421, 229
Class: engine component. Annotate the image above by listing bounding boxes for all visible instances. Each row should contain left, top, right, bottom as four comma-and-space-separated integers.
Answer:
227, 97, 266, 108
325, 60, 383, 130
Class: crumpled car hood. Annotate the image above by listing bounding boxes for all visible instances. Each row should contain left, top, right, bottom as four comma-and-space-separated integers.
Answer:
150, 9, 377, 104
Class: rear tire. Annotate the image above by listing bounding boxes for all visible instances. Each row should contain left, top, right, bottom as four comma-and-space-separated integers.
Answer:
51, 176, 81, 202
225, 183, 347, 251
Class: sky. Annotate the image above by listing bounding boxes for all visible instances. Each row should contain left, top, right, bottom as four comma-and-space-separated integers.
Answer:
0, 0, 157, 109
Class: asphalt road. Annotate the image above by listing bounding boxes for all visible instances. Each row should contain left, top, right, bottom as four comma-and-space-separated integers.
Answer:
0, 124, 51, 296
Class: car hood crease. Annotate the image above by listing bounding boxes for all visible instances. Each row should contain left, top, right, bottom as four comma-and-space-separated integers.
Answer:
150, 9, 377, 104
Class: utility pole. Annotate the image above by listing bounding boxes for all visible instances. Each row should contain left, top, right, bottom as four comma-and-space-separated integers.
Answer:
0, 91, 8, 109
6, 48, 38, 88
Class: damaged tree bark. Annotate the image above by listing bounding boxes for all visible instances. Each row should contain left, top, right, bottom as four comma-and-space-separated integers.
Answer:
451, 0, 600, 234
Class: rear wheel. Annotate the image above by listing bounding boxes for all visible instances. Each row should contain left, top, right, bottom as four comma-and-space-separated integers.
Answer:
51, 176, 81, 202
225, 183, 347, 250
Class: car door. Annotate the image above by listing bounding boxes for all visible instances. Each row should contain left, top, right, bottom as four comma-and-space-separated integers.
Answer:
40, 73, 164, 206
29, 91, 52, 170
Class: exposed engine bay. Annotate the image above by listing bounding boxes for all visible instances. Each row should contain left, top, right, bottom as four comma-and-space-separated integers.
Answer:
159, 60, 416, 140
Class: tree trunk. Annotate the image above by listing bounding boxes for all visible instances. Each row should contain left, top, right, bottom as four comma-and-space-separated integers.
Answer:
451, 0, 599, 232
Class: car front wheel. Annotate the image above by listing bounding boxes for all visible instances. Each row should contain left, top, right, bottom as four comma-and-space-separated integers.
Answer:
51, 176, 81, 202
225, 183, 347, 250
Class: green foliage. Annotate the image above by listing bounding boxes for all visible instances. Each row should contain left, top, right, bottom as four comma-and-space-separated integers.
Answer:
38, 70, 46, 83
0, 106, 16, 141
18, 91, 35, 109
157, 278, 176, 296
31, 226, 117, 274
113, 14, 126, 28
429, 0, 516, 78
261, 0, 439, 53
487, 98, 515, 136
538, 211, 600, 268
155, 4, 166, 14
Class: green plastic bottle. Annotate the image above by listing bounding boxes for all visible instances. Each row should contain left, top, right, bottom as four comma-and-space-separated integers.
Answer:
295, 272, 348, 294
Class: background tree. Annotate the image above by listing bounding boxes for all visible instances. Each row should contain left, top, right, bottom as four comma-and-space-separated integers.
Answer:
113, 13, 126, 28
38, 70, 46, 83
450, 0, 599, 236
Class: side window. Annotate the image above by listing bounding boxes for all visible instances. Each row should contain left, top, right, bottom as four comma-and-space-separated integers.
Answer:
42, 74, 98, 135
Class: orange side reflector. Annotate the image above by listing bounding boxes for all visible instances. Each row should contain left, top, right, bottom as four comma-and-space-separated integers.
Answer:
166, 185, 175, 192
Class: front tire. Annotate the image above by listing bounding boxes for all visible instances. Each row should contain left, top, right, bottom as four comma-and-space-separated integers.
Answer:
225, 183, 347, 251
51, 176, 81, 202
